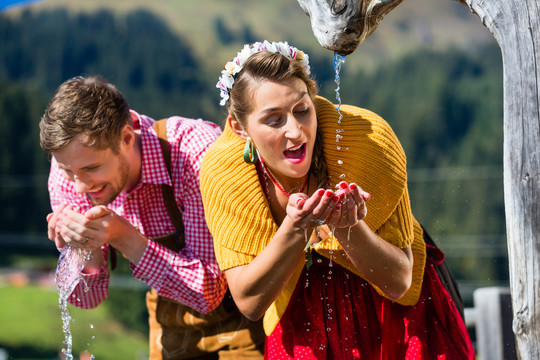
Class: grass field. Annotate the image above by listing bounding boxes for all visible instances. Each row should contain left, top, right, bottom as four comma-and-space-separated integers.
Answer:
0, 284, 148, 359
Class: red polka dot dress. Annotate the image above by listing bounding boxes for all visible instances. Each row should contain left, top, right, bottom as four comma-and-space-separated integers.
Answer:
265, 247, 475, 360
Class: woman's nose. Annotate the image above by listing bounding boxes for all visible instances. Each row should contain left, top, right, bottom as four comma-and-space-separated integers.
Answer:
285, 116, 303, 139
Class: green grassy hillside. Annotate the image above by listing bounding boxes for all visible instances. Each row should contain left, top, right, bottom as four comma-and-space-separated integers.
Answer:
8, 0, 496, 73
0, 285, 148, 359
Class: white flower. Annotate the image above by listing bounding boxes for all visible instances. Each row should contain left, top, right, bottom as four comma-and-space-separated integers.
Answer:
224, 61, 240, 76
216, 41, 312, 106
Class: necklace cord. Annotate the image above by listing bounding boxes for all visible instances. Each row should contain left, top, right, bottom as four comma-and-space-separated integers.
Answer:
260, 158, 308, 197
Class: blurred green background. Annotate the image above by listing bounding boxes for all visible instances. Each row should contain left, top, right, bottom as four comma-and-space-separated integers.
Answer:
0, 0, 503, 358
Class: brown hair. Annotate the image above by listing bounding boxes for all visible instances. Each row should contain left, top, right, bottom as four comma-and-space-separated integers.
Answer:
226, 50, 328, 188
39, 75, 131, 153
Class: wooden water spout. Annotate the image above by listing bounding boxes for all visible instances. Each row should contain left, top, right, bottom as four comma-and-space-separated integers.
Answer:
298, 0, 540, 358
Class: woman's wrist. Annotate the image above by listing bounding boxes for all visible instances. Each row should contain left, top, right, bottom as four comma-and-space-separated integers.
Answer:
281, 215, 314, 246
333, 220, 363, 245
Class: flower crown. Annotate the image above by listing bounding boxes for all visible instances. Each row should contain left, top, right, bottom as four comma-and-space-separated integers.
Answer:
216, 40, 311, 106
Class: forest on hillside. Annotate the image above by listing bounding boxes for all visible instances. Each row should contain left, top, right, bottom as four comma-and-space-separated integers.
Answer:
0, 7, 505, 333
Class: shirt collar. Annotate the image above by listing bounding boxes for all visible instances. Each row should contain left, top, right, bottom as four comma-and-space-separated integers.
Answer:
131, 110, 173, 187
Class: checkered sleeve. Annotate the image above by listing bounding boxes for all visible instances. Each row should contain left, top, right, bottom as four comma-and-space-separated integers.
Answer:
133, 119, 227, 313
48, 159, 111, 308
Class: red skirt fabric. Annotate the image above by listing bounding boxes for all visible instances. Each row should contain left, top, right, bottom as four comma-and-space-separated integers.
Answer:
265, 247, 475, 360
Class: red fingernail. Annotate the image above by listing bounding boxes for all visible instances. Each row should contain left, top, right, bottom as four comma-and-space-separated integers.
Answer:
297, 198, 302, 205
325, 190, 333, 197
350, 183, 357, 190
362, 192, 371, 201
317, 189, 325, 196
332, 195, 339, 202
340, 182, 347, 189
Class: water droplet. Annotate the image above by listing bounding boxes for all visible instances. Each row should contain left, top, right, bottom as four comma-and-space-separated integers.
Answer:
337, 160, 343, 165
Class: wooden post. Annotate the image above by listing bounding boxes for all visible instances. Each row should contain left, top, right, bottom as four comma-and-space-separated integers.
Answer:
461, 0, 540, 358
473, 287, 517, 360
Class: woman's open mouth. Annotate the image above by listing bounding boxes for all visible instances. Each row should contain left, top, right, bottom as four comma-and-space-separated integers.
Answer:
283, 143, 306, 164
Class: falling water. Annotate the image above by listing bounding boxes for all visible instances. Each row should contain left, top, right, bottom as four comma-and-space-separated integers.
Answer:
333, 53, 346, 125
334, 53, 347, 183
55, 245, 92, 360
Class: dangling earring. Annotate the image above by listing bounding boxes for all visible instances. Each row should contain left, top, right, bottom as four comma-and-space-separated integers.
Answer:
243, 136, 257, 164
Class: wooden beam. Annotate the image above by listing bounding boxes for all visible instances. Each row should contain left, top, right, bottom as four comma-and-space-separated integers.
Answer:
461, 0, 540, 358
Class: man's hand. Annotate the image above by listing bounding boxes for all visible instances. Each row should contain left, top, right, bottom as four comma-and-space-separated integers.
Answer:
46, 203, 69, 250
57, 205, 148, 264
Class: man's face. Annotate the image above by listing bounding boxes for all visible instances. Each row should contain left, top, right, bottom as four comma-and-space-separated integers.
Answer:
53, 135, 131, 205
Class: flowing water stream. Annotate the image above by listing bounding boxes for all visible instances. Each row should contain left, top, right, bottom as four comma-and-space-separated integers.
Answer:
55, 245, 93, 360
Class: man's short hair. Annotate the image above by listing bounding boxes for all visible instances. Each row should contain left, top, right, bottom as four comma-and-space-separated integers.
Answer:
39, 75, 131, 153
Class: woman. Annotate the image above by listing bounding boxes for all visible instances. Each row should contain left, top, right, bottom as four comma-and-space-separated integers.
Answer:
200, 41, 474, 359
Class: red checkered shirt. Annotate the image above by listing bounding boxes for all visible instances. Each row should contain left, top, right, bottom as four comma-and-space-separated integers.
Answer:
48, 111, 226, 313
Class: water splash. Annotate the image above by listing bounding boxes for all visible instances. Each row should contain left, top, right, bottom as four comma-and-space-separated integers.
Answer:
55, 245, 91, 360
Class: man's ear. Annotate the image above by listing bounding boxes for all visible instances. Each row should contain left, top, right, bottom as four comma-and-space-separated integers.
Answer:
228, 115, 248, 140
120, 124, 136, 149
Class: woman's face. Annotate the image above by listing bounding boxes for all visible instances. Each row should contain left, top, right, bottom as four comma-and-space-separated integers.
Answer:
242, 77, 317, 183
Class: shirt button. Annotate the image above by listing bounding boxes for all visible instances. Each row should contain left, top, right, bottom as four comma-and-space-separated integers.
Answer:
141, 276, 148, 282
127, 195, 133, 200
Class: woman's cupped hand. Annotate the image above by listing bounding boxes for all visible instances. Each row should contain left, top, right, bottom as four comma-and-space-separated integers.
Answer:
287, 181, 371, 229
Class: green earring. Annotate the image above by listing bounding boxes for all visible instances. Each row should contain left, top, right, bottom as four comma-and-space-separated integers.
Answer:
243, 137, 257, 164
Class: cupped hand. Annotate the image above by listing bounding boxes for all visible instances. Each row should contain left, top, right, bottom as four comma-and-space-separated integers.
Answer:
326, 181, 371, 228
57, 205, 140, 251
47, 203, 69, 250
56, 205, 102, 250
287, 188, 341, 229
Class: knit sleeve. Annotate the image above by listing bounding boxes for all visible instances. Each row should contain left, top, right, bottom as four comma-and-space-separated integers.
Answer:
375, 186, 414, 248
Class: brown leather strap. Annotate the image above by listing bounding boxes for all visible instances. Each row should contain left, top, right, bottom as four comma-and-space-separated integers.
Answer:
152, 119, 185, 235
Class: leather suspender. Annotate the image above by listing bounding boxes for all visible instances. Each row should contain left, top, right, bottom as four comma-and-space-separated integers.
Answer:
110, 118, 186, 270
152, 119, 186, 250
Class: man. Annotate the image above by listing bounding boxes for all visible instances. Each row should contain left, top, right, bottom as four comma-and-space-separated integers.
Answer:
40, 75, 264, 359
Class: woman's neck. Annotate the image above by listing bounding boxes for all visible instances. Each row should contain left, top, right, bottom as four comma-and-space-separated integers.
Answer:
260, 158, 308, 197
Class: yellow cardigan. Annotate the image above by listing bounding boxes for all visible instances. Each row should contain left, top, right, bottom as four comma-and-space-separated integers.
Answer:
200, 96, 426, 335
